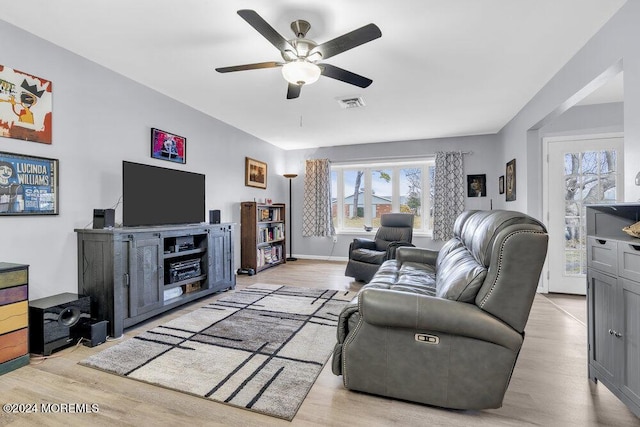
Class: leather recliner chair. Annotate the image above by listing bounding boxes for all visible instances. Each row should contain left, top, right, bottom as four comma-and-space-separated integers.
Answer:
333, 210, 549, 410
344, 213, 415, 282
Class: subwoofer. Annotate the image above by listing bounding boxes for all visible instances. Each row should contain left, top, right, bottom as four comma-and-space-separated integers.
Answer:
29, 293, 91, 355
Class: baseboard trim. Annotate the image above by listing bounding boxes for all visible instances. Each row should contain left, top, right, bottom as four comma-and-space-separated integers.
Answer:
291, 254, 348, 262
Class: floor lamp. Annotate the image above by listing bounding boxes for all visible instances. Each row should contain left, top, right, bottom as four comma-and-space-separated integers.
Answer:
283, 173, 298, 261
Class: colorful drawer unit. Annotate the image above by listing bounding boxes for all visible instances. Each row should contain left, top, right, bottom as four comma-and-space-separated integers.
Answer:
0, 262, 29, 375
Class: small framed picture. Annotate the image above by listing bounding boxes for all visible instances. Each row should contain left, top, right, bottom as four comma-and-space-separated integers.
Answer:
499, 175, 505, 194
151, 128, 186, 164
245, 157, 267, 189
506, 159, 516, 201
467, 174, 486, 197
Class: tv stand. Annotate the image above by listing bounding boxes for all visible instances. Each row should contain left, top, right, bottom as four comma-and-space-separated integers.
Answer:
75, 223, 235, 338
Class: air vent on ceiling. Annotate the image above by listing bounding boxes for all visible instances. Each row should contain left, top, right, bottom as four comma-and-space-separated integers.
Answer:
337, 96, 366, 109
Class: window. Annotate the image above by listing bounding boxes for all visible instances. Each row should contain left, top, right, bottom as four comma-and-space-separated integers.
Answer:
331, 159, 435, 233
563, 149, 618, 275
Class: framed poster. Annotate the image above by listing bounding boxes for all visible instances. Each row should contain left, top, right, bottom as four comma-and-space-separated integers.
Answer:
245, 157, 267, 189
0, 151, 58, 215
506, 159, 516, 201
0, 65, 52, 144
467, 174, 486, 197
151, 128, 186, 164
499, 175, 505, 194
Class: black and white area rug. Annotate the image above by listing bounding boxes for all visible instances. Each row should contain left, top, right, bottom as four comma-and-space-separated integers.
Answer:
79, 284, 357, 420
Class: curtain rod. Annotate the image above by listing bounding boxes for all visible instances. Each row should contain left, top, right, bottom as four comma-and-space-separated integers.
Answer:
329, 151, 472, 163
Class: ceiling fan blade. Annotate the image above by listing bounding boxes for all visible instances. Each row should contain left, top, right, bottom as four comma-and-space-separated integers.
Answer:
287, 83, 302, 99
310, 23, 381, 60
215, 61, 282, 73
319, 64, 373, 88
237, 9, 295, 54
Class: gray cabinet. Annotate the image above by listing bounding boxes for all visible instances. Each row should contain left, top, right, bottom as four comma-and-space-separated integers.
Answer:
586, 204, 640, 418
76, 223, 235, 338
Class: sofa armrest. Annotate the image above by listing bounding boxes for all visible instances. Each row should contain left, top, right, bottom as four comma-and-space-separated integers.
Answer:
385, 241, 415, 259
396, 246, 438, 266
350, 238, 377, 251
358, 288, 522, 352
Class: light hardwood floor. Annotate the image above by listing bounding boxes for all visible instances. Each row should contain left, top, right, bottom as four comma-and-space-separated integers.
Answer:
1, 260, 638, 426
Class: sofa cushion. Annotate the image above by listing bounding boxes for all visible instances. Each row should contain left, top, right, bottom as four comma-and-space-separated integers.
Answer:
436, 238, 464, 270
365, 260, 399, 288
435, 246, 487, 302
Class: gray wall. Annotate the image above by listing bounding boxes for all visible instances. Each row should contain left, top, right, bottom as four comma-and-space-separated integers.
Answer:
0, 20, 288, 299
496, 1, 640, 216
285, 134, 501, 259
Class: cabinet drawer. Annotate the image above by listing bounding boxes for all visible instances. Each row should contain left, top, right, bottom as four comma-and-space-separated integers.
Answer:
587, 237, 618, 276
0, 328, 28, 364
0, 269, 28, 290
0, 301, 28, 335
619, 242, 640, 283
0, 285, 28, 306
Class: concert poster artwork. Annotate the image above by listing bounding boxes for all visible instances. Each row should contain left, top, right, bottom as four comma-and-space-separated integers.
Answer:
0, 65, 53, 144
151, 128, 186, 164
0, 151, 58, 216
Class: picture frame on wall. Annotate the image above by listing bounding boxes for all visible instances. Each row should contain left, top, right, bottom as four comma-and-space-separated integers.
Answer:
245, 157, 267, 189
0, 151, 58, 215
151, 128, 186, 164
499, 175, 505, 194
506, 159, 516, 201
0, 65, 53, 144
467, 174, 486, 197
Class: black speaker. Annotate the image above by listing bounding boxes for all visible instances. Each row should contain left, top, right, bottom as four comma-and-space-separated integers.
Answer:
75, 319, 108, 348
209, 209, 221, 224
93, 208, 115, 229
29, 293, 91, 355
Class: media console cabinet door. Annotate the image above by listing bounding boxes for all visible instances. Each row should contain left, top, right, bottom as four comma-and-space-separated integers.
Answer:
209, 226, 234, 289
127, 234, 163, 317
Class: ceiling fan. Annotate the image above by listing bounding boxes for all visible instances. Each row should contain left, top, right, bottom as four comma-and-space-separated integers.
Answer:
215, 10, 382, 99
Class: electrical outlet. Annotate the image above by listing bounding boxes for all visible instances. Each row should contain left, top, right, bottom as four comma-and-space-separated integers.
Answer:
332, 235, 338, 243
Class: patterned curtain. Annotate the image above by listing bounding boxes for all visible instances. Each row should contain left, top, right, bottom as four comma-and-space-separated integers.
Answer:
432, 151, 465, 241
302, 159, 335, 237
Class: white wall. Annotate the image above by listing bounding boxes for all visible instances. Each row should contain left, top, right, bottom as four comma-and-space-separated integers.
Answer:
284, 134, 501, 259
0, 20, 288, 299
496, 1, 640, 216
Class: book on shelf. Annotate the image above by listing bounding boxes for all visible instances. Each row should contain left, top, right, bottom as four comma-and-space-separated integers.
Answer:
258, 206, 283, 222
258, 224, 284, 243
256, 245, 283, 267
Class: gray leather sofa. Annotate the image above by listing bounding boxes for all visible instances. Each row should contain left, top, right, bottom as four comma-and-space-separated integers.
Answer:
332, 210, 548, 410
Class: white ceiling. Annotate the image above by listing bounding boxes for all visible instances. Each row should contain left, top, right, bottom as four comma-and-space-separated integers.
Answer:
1, 0, 626, 150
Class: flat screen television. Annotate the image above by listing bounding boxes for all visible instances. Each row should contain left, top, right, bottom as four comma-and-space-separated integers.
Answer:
122, 161, 205, 227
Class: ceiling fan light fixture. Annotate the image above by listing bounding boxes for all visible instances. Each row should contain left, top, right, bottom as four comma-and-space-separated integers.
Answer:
282, 61, 321, 85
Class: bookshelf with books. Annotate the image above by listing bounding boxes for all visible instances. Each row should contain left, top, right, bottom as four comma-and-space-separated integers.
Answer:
240, 202, 286, 272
